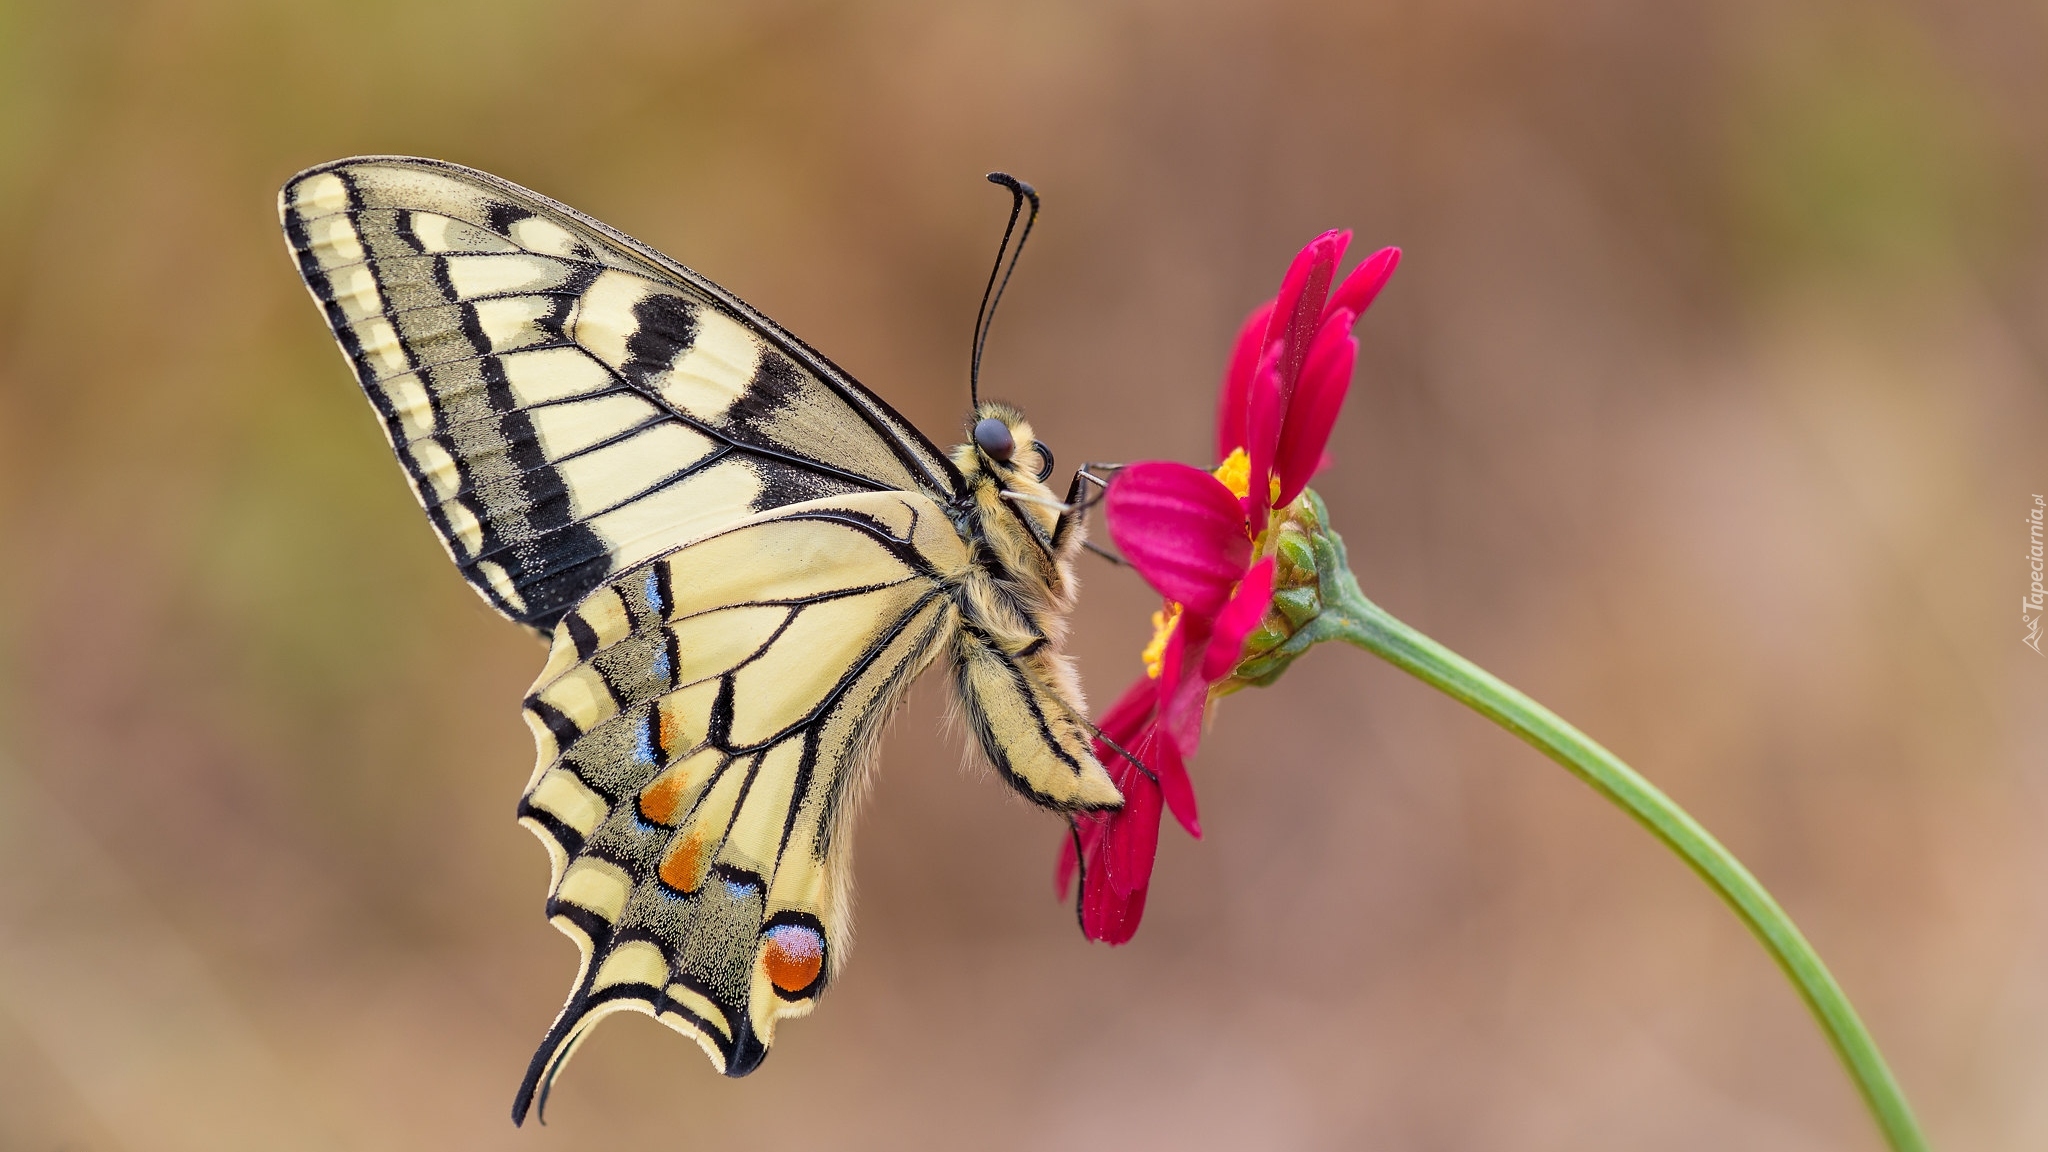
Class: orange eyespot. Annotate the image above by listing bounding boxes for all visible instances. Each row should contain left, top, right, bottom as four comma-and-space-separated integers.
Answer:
762, 924, 825, 995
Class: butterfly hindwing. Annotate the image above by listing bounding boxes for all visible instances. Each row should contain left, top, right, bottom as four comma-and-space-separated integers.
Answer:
511, 492, 970, 1116
279, 156, 960, 629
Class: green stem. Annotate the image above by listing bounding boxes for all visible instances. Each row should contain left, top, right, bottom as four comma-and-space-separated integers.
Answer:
1287, 512, 1927, 1150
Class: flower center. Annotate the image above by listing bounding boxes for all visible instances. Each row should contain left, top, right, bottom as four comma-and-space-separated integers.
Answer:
1214, 448, 1251, 499
1214, 446, 1282, 508
1141, 603, 1182, 679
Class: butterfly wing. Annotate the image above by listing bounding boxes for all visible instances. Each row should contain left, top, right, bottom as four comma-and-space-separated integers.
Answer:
279, 156, 961, 629
510, 490, 968, 1121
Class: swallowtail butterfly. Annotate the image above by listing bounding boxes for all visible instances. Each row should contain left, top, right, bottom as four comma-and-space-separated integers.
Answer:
278, 157, 1121, 1122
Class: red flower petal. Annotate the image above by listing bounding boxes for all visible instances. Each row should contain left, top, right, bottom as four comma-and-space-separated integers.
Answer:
1156, 619, 1215, 756
1262, 230, 1348, 407
1104, 768, 1162, 899
1158, 678, 1210, 762
1080, 861, 1119, 938
1112, 886, 1149, 944
1326, 246, 1400, 321
1153, 734, 1201, 839
1273, 314, 1356, 508
1156, 609, 1193, 723
1215, 300, 1274, 462
1201, 557, 1277, 683
1242, 346, 1285, 535
1105, 462, 1252, 617
1081, 866, 1147, 945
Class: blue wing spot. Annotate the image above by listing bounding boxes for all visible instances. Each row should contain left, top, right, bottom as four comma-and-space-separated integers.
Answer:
644, 569, 665, 615
634, 721, 658, 766
652, 645, 672, 683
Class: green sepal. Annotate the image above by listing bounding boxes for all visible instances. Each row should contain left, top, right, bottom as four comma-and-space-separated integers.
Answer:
1217, 488, 1362, 694
1274, 531, 1318, 581
1271, 586, 1321, 630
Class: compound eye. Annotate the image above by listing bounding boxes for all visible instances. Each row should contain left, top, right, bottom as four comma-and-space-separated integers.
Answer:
973, 417, 1016, 461
1030, 440, 1055, 483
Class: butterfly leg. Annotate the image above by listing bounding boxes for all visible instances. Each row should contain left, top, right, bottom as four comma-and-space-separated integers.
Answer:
1080, 540, 1128, 567
1049, 463, 1121, 556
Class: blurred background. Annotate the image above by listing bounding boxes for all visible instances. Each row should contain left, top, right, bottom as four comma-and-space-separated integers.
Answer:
1, 0, 2044, 1148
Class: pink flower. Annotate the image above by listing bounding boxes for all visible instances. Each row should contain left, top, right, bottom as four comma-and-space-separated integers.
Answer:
1057, 232, 1399, 943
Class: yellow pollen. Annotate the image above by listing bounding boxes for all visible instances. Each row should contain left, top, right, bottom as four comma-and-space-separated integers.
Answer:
1214, 447, 1282, 507
1141, 604, 1182, 679
1214, 448, 1251, 500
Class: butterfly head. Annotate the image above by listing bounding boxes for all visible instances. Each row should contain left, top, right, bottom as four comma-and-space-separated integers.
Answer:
959, 400, 1055, 486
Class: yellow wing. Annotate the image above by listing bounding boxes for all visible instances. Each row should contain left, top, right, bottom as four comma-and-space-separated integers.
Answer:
510, 491, 968, 1122
279, 157, 960, 629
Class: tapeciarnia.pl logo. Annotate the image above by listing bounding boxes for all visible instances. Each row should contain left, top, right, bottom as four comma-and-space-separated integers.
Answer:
2027, 494, 2045, 655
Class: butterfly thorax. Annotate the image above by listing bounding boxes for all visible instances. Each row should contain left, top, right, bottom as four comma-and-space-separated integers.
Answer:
944, 402, 1080, 653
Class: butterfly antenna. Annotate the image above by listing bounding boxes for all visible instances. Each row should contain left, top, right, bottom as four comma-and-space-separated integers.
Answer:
971, 172, 1040, 409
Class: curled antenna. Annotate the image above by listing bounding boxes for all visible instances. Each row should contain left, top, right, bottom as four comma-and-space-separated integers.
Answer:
971, 172, 1040, 409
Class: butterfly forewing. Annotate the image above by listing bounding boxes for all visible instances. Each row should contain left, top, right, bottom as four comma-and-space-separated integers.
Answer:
279, 157, 959, 628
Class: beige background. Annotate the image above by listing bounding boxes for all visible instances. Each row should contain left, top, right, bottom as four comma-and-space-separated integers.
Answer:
2, 1, 2044, 1148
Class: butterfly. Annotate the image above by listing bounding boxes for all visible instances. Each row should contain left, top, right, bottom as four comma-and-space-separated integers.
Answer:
278, 157, 1125, 1122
